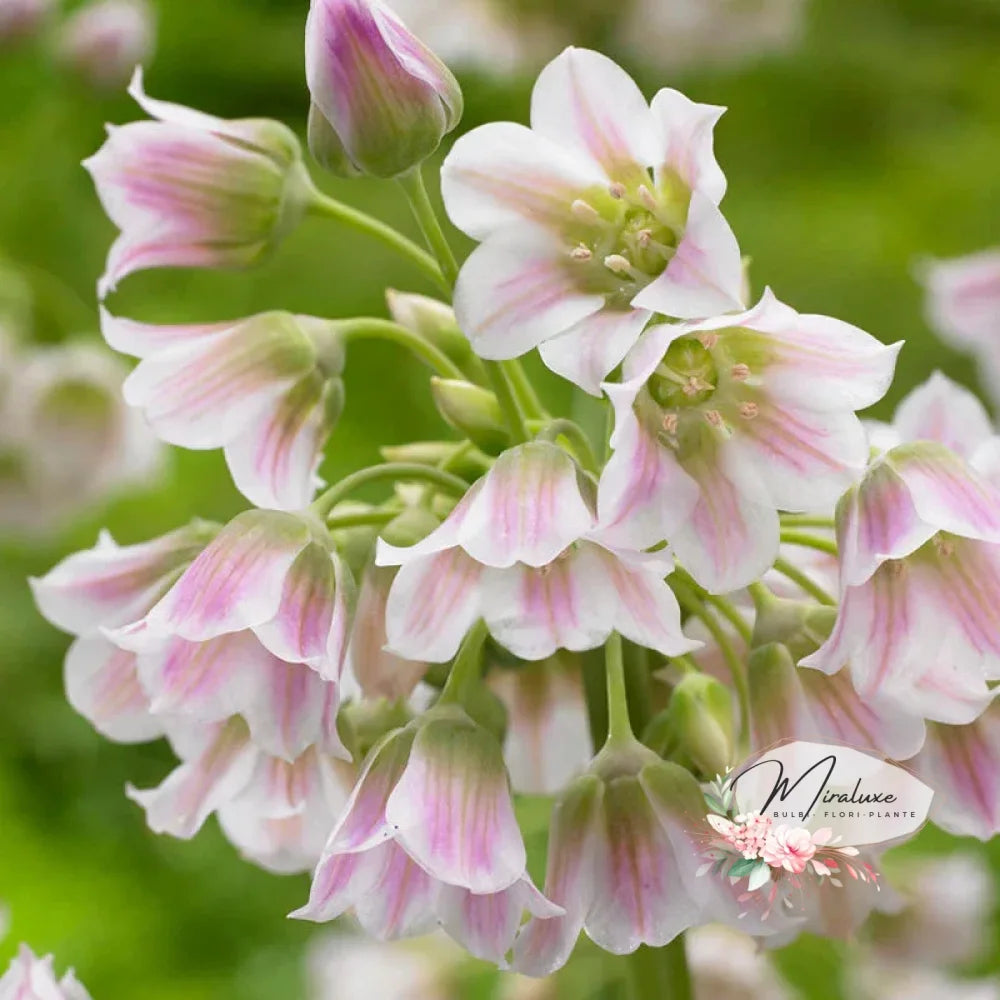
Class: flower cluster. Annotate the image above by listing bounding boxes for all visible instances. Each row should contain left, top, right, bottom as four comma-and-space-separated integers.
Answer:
27, 0, 1000, 985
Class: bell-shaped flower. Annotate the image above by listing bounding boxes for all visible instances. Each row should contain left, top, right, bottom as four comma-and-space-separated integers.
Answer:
488, 654, 591, 795
86, 68, 314, 298
0, 945, 92, 1000
305, 0, 462, 178
441, 46, 744, 393
111, 509, 354, 683
376, 441, 699, 662
101, 309, 346, 510
905, 703, 1000, 841
56, 0, 155, 91
293, 704, 560, 965
128, 716, 354, 873
802, 442, 1000, 723
749, 642, 926, 761
598, 290, 899, 592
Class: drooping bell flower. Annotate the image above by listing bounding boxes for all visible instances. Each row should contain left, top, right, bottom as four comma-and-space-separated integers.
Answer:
305, 0, 462, 177
86, 68, 314, 298
598, 290, 898, 592
376, 441, 699, 662
57, 0, 155, 91
441, 46, 744, 394
802, 442, 1000, 723
0, 945, 92, 1000
293, 704, 560, 965
101, 310, 346, 510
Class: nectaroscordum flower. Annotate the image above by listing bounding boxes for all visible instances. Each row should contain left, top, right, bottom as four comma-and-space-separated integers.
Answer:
376, 441, 700, 662
293, 704, 560, 965
598, 290, 899, 592
803, 442, 1000, 723
101, 309, 346, 510
305, 0, 462, 178
86, 68, 314, 298
57, 0, 155, 91
0, 945, 92, 1000
441, 46, 744, 394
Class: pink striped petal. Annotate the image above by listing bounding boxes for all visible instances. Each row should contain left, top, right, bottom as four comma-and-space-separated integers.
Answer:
354, 843, 439, 940
890, 371, 993, 459
386, 712, 526, 893
100, 306, 234, 359
650, 87, 727, 205
64, 636, 162, 744
126, 717, 258, 839
452, 231, 604, 361
921, 248, 1000, 349
291, 841, 390, 923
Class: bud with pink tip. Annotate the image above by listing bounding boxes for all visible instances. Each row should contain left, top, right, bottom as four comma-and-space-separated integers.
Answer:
305, 0, 463, 178
57, 0, 155, 91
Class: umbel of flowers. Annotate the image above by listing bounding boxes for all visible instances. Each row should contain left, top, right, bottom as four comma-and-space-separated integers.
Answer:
30, 0, 1000, 990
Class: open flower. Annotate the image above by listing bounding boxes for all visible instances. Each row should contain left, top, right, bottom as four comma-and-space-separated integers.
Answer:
761, 825, 820, 874
377, 441, 699, 662
305, 0, 462, 177
86, 68, 313, 298
293, 705, 559, 965
0, 945, 92, 1000
802, 443, 1000, 723
101, 309, 346, 510
441, 46, 743, 394
598, 290, 898, 592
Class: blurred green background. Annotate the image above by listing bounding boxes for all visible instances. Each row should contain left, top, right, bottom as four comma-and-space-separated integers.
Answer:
1, 0, 999, 996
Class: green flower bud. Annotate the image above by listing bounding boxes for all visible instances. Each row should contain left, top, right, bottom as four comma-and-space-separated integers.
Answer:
430, 378, 509, 455
665, 673, 736, 779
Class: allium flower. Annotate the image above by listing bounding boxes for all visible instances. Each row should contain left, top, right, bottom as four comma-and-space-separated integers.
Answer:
803, 442, 1000, 722
0, 945, 92, 1000
686, 924, 795, 1000
905, 703, 1000, 841
57, 0, 155, 91
760, 825, 821, 874
101, 309, 346, 509
305, 0, 462, 178
294, 705, 560, 965
440, 46, 744, 394
0, 0, 51, 45
129, 717, 353, 873
377, 441, 699, 662
86, 68, 314, 298
598, 290, 898, 592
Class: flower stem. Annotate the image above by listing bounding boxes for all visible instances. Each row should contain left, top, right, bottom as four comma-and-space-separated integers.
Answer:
485, 361, 529, 444
399, 167, 459, 288
627, 939, 693, 1000
439, 619, 490, 705
780, 513, 836, 529
336, 317, 466, 380
505, 359, 548, 420
325, 507, 400, 530
772, 557, 836, 605
311, 462, 469, 518
307, 191, 447, 293
536, 418, 600, 472
604, 632, 633, 745
780, 530, 838, 556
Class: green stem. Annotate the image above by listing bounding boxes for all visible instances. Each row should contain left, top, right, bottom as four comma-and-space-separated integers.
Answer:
336, 318, 465, 379
399, 168, 459, 288
704, 593, 753, 645
439, 620, 489, 705
485, 361, 529, 444
780, 514, 836, 529
325, 507, 400, 530
623, 641, 654, 739
626, 939, 692, 1000
307, 191, 446, 293
505, 359, 548, 420
311, 462, 469, 518
780, 530, 838, 556
536, 418, 600, 472
772, 557, 836, 606
604, 632, 633, 745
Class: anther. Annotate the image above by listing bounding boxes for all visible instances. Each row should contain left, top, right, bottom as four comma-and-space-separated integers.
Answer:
638, 185, 658, 212
570, 244, 593, 261
731, 363, 750, 381
608, 182, 626, 199
699, 332, 719, 350
933, 535, 955, 557
662, 412, 679, 434
704, 409, 725, 429
637, 228, 653, 249
571, 199, 602, 225
739, 402, 759, 420
604, 254, 633, 276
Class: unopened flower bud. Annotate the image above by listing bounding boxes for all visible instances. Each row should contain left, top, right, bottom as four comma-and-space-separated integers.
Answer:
57, 0, 155, 91
339, 695, 413, 760
380, 505, 441, 548
305, 0, 463, 178
430, 377, 509, 454
750, 589, 836, 662
380, 440, 489, 480
386, 289, 478, 372
665, 673, 735, 779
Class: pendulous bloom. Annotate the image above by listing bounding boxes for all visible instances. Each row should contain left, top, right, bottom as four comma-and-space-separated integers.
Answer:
598, 290, 898, 592
803, 442, 1000, 723
57, 0, 155, 91
0, 945, 92, 1000
86, 68, 314, 298
377, 441, 700, 662
293, 704, 559, 965
101, 309, 346, 510
305, 0, 462, 177
441, 47, 743, 394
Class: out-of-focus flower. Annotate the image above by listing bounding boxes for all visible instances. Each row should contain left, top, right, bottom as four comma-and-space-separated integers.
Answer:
920, 249, 1000, 402
294, 704, 560, 964
101, 310, 346, 510
441, 47, 744, 395
851, 960, 1000, 1000
86, 68, 314, 298
617, 0, 806, 73
488, 654, 591, 795
0, 340, 163, 536
687, 924, 795, 1000
803, 443, 1000, 723
0, 945, 92, 1000
0, 0, 52, 46
57, 0, 155, 91
305, 0, 462, 177
598, 291, 898, 592
377, 441, 699, 662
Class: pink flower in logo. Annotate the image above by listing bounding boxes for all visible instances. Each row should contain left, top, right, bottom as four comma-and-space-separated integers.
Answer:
708, 811, 772, 860
761, 825, 825, 874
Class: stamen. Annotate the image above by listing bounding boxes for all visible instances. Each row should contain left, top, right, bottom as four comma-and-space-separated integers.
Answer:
704, 409, 724, 429
699, 332, 719, 350
933, 535, 955, 557
570, 244, 593, 261
637, 228, 653, 249
739, 402, 759, 420
638, 184, 658, 212
731, 363, 750, 381
661, 412, 679, 434
571, 199, 601, 225
683, 376, 714, 397
604, 254, 633, 277
608, 182, 626, 199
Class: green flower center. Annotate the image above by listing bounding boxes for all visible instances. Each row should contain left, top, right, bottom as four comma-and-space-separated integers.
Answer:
647, 338, 718, 409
